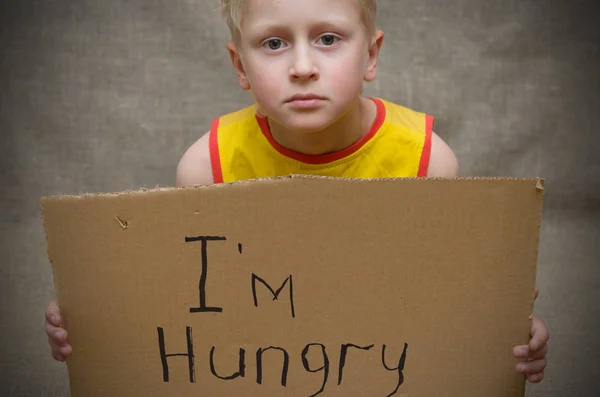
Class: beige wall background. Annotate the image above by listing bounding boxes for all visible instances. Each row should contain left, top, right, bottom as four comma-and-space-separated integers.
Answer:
1, 0, 598, 395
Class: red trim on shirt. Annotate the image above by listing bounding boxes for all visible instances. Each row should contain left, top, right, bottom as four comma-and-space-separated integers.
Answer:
418, 115, 434, 177
209, 118, 224, 184
255, 98, 386, 165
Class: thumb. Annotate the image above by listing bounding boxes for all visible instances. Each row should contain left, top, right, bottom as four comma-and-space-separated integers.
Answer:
529, 316, 548, 351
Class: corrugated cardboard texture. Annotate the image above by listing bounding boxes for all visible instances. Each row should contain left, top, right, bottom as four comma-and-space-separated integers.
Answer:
40, 177, 544, 396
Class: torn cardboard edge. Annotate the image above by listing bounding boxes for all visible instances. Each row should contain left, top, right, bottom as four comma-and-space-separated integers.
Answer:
39, 174, 546, 201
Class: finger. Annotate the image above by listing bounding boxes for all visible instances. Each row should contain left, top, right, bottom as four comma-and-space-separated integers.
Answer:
45, 322, 59, 339
534, 287, 539, 301
45, 323, 68, 345
513, 343, 548, 359
529, 317, 549, 351
59, 344, 73, 357
517, 358, 547, 375
50, 336, 63, 358
50, 339, 61, 355
527, 371, 544, 383
530, 343, 548, 360
52, 351, 66, 362
48, 336, 59, 355
49, 335, 72, 361
45, 300, 61, 327
512, 344, 529, 358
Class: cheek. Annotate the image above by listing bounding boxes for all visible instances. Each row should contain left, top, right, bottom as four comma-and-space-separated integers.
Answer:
327, 54, 366, 94
246, 60, 283, 101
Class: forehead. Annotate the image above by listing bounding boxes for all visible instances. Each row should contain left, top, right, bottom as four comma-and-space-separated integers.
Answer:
241, 0, 362, 31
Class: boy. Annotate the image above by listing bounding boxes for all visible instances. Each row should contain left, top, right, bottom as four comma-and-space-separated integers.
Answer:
45, 0, 549, 384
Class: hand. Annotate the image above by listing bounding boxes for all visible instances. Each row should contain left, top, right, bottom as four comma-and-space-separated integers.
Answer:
513, 287, 549, 383
45, 300, 73, 362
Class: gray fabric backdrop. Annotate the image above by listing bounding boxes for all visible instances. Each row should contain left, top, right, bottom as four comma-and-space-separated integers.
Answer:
1, 0, 598, 395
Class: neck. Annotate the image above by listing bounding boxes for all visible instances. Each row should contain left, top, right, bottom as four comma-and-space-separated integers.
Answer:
267, 97, 376, 156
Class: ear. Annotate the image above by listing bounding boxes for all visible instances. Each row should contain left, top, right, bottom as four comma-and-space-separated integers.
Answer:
364, 30, 384, 82
227, 40, 251, 91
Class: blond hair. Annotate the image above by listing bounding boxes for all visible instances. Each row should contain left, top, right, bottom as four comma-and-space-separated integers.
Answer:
220, 0, 377, 42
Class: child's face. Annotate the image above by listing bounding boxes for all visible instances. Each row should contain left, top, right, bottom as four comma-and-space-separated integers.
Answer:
228, 0, 382, 133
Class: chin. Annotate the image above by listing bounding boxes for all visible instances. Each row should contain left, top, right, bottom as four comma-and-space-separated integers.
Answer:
276, 108, 344, 133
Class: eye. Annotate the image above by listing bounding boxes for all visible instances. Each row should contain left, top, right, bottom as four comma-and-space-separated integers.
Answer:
318, 35, 339, 46
264, 39, 285, 50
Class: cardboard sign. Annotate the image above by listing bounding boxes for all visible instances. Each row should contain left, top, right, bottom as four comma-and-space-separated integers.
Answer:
41, 176, 544, 396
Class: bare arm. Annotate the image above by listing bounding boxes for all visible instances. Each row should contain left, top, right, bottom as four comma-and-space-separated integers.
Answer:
427, 132, 459, 177
176, 132, 215, 187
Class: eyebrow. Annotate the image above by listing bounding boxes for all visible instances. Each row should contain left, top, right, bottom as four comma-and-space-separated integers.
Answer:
248, 16, 353, 35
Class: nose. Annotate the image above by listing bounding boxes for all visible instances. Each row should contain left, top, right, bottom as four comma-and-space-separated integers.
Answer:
289, 45, 319, 81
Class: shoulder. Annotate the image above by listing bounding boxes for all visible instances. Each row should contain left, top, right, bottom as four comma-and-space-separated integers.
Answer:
427, 131, 459, 177
176, 131, 215, 187
375, 98, 458, 177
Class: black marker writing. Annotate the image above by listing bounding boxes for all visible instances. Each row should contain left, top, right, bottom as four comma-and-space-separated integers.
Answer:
302, 343, 329, 397
185, 236, 226, 313
338, 343, 375, 385
382, 343, 409, 397
252, 274, 296, 318
157, 326, 195, 383
256, 346, 290, 386
210, 346, 246, 380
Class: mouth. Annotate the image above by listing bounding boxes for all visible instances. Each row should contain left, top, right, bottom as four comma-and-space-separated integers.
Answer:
286, 93, 326, 102
285, 93, 327, 109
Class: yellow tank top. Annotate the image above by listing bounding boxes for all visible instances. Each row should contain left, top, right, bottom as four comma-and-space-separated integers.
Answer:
209, 98, 433, 183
